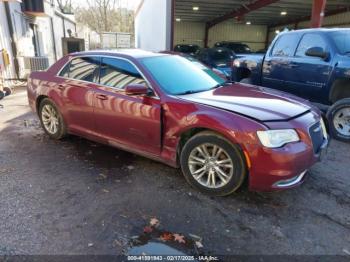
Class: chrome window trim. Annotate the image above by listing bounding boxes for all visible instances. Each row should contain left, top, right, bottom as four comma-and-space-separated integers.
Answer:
56, 54, 160, 99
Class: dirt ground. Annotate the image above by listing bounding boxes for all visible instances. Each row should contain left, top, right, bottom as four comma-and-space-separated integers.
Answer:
0, 87, 349, 258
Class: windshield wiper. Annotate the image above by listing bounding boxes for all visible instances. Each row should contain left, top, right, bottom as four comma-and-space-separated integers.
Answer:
210, 80, 234, 90
177, 90, 206, 95
177, 80, 234, 95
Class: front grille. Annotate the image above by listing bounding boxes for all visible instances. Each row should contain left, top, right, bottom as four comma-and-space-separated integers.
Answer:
309, 122, 324, 154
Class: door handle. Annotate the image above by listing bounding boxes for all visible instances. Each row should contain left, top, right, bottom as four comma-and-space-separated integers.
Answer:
58, 84, 64, 91
96, 94, 108, 100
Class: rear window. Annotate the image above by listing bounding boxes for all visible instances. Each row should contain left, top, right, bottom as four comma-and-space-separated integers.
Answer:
61, 57, 100, 82
271, 34, 299, 57
227, 43, 251, 54
211, 50, 232, 62
174, 45, 199, 54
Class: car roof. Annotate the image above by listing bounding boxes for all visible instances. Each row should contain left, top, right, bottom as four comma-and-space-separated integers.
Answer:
209, 47, 233, 52
279, 28, 350, 35
71, 49, 166, 59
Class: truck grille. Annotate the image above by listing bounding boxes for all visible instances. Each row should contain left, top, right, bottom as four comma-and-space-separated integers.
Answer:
309, 122, 324, 154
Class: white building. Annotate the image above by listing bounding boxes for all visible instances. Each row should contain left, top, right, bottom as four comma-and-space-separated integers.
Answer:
135, 0, 173, 52
0, 0, 80, 80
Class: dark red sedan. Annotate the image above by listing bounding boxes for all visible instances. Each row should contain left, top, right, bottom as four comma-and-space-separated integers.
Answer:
27, 50, 328, 196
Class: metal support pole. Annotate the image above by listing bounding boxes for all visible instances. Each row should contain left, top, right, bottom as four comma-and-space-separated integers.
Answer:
311, 0, 327, 28
204, 23, 210, 48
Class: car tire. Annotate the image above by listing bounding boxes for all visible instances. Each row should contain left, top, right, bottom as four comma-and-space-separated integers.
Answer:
240, 78, 252, 84
180, 131, 247, 196
39, 98, 67, 140
3, 87, 12, 96
326, 98, 350, 143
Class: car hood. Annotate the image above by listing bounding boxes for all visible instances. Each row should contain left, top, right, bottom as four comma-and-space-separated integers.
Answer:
177, 83, 311, 122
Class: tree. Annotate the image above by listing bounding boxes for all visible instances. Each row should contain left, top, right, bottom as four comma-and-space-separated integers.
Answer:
56, 0, 73, 14
74, 0, 134, 34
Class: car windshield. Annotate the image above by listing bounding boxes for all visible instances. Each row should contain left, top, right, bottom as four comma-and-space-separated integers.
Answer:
329, 30, 350, 54
141, 55, 226, 95
227, 43, 251, 53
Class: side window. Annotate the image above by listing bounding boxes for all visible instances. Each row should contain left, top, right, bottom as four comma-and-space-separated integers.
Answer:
68, 57, 100, 82
296, 34, 327, 57
99, 58, 146, 89
271, 34, 298, 57
59, 62, 70, 77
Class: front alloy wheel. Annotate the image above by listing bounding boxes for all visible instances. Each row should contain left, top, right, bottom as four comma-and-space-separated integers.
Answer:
180, 131, 247, 196
188, 143, 234, 189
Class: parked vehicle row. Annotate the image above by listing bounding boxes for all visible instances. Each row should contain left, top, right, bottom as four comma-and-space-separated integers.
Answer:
232, 28, 350, 142
27, 49, 328, 196
173, 42, 254, 80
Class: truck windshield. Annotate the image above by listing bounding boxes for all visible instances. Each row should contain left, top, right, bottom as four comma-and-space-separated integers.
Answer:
141, 55, 226, 95
329, 30, 350, 54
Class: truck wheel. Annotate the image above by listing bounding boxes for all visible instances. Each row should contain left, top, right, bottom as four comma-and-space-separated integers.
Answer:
240, 78, 252, 84
39, 98, 67, 140
180, 131, 247, 196
326, 98, 350, 143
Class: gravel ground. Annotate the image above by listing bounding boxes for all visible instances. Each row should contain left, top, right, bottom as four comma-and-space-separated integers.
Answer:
0, 87, 349, 258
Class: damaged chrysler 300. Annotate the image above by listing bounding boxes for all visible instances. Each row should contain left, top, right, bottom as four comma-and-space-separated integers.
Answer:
27, 50, 329, 196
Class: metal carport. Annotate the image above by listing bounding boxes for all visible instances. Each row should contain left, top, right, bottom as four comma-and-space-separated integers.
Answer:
173, 0, 350, 50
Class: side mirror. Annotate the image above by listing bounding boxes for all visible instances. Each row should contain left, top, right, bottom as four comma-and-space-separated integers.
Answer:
125, 84, 149, 96
305, 47, 329, 60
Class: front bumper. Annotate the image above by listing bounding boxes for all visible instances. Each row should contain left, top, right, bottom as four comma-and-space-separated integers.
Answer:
247, 112, 329, 192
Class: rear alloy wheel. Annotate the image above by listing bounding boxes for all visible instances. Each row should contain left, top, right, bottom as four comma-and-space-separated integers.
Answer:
327, 98, 350, 143
180, 132, 247, 196
39, 98, 67, 140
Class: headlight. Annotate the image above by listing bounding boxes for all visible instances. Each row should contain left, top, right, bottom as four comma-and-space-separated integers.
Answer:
233, 60, 240, 67
257, 129, 300, 148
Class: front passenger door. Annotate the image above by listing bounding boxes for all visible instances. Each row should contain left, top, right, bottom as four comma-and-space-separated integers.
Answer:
92, 57, 162, 155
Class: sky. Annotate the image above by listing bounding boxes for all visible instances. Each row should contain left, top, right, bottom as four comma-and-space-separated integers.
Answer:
71, 0, 142, 10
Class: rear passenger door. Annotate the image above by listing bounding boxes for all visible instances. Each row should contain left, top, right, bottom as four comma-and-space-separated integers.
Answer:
92, 57, 162, 155
287, 33, 332, 100
262, 34, 299, 94
58, 56, 99, 135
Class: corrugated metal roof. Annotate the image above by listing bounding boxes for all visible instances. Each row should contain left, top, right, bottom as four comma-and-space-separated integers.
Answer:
175, 0, 350, 25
